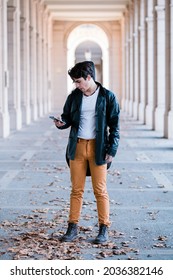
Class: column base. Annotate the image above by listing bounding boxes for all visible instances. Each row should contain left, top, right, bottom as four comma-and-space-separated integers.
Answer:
47, 99, 52, 112
133, 101, 139, 119
154, 106, 164, 133
9, 108, 22, 131
31, 104, 38, 121
145, 104, 155, 129
128, 100, 133, 116
167, 110, 173, 139
0, 112, 10, 138
38, 103, 43, 118
43, 102, 48, 115
139, 102, 145, 123
22, 105, 31, 125
125, 99, 129, 113
121, 98, 126, 111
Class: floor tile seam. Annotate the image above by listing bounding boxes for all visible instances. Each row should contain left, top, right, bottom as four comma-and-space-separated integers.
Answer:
0, 146, 66, 150
0, 206, 172, 210
1, 161, 173, 165
129, 250, 173, 255
0, 170, 20, 189
31, 130, 53, 147
108, 188, 173, 192
0, 160, 66, 162
152, 171, 173, 190
1, 188, 171, 192
18, 150, 37, 162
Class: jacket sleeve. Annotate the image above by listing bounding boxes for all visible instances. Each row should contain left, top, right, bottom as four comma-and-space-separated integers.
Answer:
106, 92, 120, 157
56, 93, 73, 130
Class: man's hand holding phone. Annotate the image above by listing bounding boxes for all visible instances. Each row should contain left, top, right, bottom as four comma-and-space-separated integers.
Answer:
49, 116, 66, 127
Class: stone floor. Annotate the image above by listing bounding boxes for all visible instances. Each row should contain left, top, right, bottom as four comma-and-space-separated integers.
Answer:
0, 112, 173, 260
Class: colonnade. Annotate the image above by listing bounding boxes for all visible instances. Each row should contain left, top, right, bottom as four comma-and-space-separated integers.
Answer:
122, 0, 173, 138
1, 0, 173, 140
0, 0, 52, 137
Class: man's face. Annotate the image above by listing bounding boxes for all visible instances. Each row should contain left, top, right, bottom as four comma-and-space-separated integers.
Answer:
73, 75, 91, 93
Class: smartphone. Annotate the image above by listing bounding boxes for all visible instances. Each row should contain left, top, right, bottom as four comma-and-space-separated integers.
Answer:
49, 115, 66, 124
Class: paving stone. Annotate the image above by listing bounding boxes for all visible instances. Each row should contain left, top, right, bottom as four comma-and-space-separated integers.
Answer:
0, 113, 173, 260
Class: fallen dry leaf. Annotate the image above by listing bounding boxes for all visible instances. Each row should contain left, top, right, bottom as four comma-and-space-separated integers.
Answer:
153, 242, 167, 248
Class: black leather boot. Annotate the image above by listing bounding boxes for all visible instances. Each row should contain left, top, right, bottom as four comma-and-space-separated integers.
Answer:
61, 223, 78, 242
93, 224, 108, 244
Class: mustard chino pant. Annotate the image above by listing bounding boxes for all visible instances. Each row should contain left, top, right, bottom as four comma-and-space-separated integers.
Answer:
69, 138, 110, 226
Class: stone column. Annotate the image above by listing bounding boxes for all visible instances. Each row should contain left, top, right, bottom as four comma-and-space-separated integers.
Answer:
20, 0, 31, 125
167, 0, 173, 138
138, 0, 147, 123
121, 15, 126, 111
47, 16, 52, 112
128, 1, 134, 116
145, 0, 156, 128
7, 0, 22, 131
154, 0, 166, 133
124, 8, 130, 113
30, 0, 38, 120
0, 0, 10, 137
42, 8, 49, 115
110, 22, 121, 99
52, 23, 67, 110
163, 0, 171, 138
133, 0, 140, 119
36, 0, 43, 117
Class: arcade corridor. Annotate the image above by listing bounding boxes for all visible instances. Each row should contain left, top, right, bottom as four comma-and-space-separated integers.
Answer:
0, 0, 173, 261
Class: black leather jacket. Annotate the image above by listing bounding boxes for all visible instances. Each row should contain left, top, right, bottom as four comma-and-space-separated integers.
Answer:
59, 82, 120, 166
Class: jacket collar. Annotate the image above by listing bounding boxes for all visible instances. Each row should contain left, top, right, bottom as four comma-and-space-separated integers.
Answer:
73, 82, 106, 109
95, 82, 107, 109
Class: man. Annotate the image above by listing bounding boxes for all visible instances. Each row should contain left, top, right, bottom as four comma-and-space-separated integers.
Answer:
54, 61, 120, 244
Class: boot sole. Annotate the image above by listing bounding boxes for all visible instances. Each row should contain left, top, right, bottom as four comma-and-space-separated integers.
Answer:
93, 238, 108, 244
60, 235, 78, 242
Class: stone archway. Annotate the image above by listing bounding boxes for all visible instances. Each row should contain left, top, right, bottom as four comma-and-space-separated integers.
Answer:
67, 24, 109, 93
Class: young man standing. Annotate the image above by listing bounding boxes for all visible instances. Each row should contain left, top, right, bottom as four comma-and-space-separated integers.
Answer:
54, 61, 120, 244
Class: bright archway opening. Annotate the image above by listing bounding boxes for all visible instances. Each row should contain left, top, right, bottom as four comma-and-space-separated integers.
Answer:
75, 40, 102, 83
67, 24, 109, 93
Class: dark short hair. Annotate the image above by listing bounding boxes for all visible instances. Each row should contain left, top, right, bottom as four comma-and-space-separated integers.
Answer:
68, 61, 95, 80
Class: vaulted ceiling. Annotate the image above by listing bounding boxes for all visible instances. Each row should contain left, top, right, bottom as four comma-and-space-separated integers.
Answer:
43, 0, 130, 21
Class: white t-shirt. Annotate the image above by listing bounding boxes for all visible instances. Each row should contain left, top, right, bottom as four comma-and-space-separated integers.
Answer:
78, 87, 99, 139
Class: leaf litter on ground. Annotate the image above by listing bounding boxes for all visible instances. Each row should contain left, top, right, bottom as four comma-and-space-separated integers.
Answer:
0, 211, 140, 260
